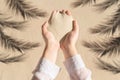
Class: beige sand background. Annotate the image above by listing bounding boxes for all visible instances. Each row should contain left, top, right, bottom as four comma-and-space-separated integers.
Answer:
0, 0, 120, 80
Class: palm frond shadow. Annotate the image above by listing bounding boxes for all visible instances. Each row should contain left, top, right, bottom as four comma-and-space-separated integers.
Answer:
96, 58, 120, 74
83, 37, 120, 57
0, 28, 40, 53
0, 20, 26, 30
90, 8, 120, 35
0, 54, 25, 64
72, 0, 120, 74
5, 0, 47, 19
0, 13, 27, 30
94, 0, 119, 12
71, 0, 96, 8
0, 1, 42, 63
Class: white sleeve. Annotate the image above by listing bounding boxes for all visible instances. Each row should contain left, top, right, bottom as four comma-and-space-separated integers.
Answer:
34, 58, 60, 80
64, 54, 92, 80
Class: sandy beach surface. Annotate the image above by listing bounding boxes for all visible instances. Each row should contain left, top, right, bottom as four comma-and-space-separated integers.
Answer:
0, 0, 119, 80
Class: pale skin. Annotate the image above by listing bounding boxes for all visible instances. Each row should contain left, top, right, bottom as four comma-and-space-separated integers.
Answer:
32, 10, 79, 80
42, 10, 79, 63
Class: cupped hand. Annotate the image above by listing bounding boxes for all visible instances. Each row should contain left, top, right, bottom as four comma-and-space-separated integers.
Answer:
42, 21, 59, 48
60, 19, 79, 59
60, 20, 79, 50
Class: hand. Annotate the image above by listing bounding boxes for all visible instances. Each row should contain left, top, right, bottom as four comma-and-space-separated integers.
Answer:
41, 11, 60, 63
42, 21, 60, 49
60, 20, 79, 48
60, 19, 79, 59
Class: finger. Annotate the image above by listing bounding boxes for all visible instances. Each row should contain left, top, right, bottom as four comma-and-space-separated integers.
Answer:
48, 11, 55, 22
59, 10, 62, 14
65, 10, 71, 16
48, 10, 57, 23
42, 21, 48, 34
61, 10, 65, 14
72, 20, 79, 32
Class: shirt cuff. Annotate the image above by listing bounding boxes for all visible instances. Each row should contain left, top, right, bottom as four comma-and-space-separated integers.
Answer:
64, 54, 85, 73
35, 58, 60, 80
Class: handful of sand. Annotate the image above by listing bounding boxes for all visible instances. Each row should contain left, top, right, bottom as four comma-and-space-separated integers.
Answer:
48, 11, 73, 41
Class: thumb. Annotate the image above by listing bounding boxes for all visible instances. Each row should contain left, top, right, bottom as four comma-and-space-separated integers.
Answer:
42, 21, 48, 34
72, 20, 79, 32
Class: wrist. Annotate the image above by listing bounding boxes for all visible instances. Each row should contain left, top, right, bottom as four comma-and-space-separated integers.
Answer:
43, 49, 58, 64
61, 44, 76, 52
62, 46, 78, 59
43, 43, 59, 64
46, 43, 59, 52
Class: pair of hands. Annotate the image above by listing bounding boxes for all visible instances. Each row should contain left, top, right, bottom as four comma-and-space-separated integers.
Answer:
42, 10, 79, 63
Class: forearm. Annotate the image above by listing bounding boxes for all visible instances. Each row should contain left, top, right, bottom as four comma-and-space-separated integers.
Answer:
33, 43, 60, 80
34, 58, 60, 80
64, 54, 92, 80
43, 44, 59, 63
62, 45, 92, 80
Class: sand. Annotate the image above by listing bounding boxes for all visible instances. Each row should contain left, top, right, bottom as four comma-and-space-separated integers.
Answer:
0, 0, 119, 80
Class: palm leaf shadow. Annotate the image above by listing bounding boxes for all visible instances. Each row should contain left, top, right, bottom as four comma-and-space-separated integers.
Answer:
0, 20, 26, 30
0, 13, 40, 53
72, 0, 120, 74
72, 0, 96, 7
5, 0, 47, 19
83, 37, 120, 57
97, 59, 120, 74
90, 8, 120, 35
0, 28, 40, 53
0, 1, 43, 63
0, 54, 26, 64
0, 13, 26, 30
94, 0, 119, 12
